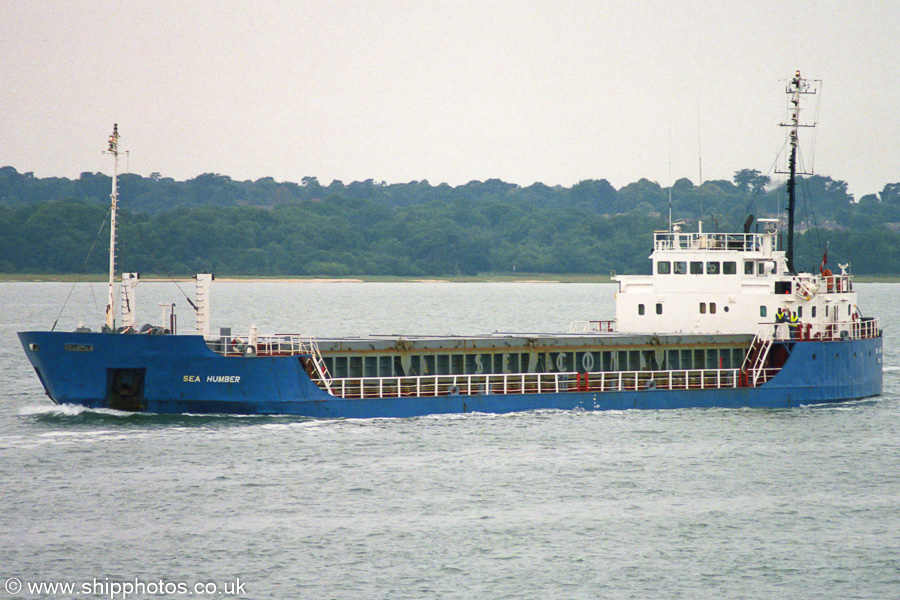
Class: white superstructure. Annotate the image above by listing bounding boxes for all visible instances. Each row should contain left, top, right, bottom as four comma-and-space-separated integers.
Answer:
615, 221, 859, 336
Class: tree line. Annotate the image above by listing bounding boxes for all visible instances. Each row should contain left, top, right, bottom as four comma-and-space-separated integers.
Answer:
1, 165, 899, 276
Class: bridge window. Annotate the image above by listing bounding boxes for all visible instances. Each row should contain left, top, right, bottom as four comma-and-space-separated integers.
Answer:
798, 306, 803, 318
699, 302, 706, 314
710, 303, 717, 314
657, 261, 671, 274
745, 261, 755, 275
812, 306, 817, 318
723, 261, 736, 274
656, 303, 662, 315
706, 261, 720, 274
690, 261, 703, 274
638, 304, 645, 315
674, 261, 687, 274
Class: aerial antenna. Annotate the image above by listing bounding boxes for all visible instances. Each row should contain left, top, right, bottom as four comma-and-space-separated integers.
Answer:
668, 123, 673, 232
697, 95, 703, 224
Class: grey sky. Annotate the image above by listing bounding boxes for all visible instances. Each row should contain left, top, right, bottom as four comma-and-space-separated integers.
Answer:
2, 1, 898, 198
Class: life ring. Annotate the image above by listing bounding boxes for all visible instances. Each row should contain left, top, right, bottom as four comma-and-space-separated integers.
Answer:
448, 385, 460, 395
231, 338, 245, 353
646, 380, 657, 390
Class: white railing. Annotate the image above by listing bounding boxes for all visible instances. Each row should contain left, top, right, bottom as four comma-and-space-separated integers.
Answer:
653, 232, 765, 252
205, 333, 316, 357
793, 272, 854, 296
764, 318, 880, 342
568, 320, 616, 333
324, 367, 744, 399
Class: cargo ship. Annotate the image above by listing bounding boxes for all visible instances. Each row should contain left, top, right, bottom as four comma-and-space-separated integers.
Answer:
17, 72, 883, 417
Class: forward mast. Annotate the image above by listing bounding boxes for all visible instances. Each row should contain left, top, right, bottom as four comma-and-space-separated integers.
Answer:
103, 124, 121, 330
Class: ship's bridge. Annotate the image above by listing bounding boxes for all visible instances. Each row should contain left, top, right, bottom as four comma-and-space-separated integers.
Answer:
615, 225, 859, 336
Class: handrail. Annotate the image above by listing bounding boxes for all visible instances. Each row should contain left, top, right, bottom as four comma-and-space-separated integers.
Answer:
568, 320, 616, 333
322, 367, 747, 399
205, 333, 316, 357
791, 272, 854, 295
653, 232, 767, 252
762, 318, 880, 342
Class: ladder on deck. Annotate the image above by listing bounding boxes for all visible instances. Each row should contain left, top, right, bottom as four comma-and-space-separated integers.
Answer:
741, 335, 773, 387
304, 340, 334, 395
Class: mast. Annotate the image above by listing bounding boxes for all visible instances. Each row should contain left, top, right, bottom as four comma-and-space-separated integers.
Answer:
104, 124, 120, 330
778, 71, 818, 274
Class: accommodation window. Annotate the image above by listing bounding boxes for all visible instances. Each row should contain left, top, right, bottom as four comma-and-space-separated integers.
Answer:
656, 303, 662, 315
690, 261, 703, 274
699, 302, 707, 314
812, 306, 817, 318
638, 304, 645, 315
657, 261, 671, 274
706, 262, 720, 274
760, 306, 768, 317
710, 303, 717, 314
723, 261, 736, 274
745, 261, 755, 275
674, 261, 687, 274
798, 306, 803, 318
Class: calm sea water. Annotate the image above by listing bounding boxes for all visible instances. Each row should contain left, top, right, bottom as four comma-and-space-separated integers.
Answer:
1, 281, 898, 600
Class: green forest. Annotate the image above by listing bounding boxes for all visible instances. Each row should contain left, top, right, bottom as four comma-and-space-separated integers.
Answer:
1, 165, 899, 277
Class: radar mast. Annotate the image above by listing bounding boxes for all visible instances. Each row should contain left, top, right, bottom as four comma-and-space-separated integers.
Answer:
777, 71, 819, 274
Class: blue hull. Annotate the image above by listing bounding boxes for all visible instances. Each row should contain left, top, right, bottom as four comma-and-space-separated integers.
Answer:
18, 331, 883, 418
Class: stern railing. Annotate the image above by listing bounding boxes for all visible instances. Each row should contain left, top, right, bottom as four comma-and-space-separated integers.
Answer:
766, 318, 880, 342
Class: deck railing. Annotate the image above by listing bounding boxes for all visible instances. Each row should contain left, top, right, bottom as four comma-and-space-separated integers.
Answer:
568, 320, 616, 333
326, 367, 747, 399
206, 333, 316, 357
766, 318, 880, 342
653, 231, 767, 252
